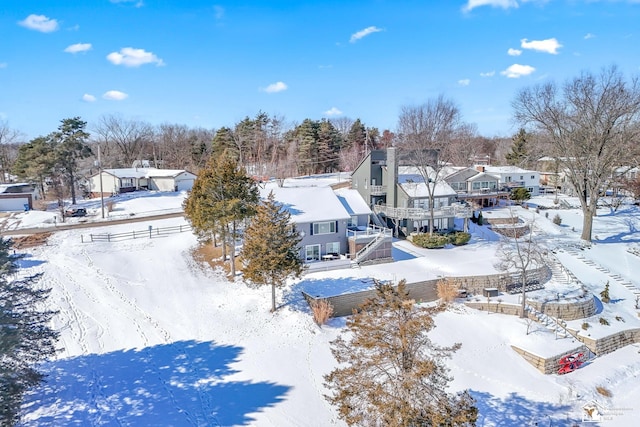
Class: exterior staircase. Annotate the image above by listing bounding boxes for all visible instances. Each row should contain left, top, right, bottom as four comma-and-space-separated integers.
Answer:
352, 230, 390, 265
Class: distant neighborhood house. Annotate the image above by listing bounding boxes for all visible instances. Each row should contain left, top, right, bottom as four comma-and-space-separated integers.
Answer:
0, 183, 40, 212
88, 167, 196, 197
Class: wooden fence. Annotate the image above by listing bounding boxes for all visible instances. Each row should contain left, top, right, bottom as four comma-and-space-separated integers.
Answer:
82, 224, 192, 243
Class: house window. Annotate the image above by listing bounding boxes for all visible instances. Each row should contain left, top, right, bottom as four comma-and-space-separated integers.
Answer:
121, 178, 134, 187
313, 221, 337, 235
531, 175, 535, 179
326, 242, 340, 255
472, 182, 481, 190
364, 179, 368, 189
349, 216, 358, 227
305, 245, 320, 261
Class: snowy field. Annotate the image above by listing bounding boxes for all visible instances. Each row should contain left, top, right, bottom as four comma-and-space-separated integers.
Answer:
7, 189, 640, 426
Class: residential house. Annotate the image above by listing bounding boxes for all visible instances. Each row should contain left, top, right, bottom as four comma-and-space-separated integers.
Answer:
260, 183, 392, 266
480, 165, 541, 196
444, 167, 509, 208
0, 183, 40, 212
88, 167, 196, 197
351, 147, 472, 236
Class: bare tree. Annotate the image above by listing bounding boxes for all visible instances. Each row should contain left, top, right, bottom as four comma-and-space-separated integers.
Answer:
396, 94, 470, 234
0, 121, 23, 183
513, 66, 640, 241
93, 114, 154, 167
494, 210, 547, 319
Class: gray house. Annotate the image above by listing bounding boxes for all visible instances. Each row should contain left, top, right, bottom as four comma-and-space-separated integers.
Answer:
260, 184, 351, 262
444, 167, 508, 208
351, 147, 472, 236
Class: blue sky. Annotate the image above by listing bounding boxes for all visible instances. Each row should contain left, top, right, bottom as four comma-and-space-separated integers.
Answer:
2, 0, 639, 141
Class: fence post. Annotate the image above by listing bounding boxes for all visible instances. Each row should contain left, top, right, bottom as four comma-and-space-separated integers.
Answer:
81, 235, 84, 243
108, 234, 111, 242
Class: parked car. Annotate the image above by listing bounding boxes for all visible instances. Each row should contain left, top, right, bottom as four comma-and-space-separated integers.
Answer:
65, 207, 87, 217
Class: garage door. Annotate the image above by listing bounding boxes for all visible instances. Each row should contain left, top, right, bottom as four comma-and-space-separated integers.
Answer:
0, 196, 29, 212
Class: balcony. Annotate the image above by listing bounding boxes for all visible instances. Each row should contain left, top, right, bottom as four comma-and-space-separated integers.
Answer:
373, 203, 472, 220
369, 185, 386, 196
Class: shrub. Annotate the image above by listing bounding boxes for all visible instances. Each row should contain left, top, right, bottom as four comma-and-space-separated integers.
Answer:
552, 214, 562, 225
106, 200, 115, 213
596, 386, 612, 398
615, 315, 625, 322
545, 212, 549, 218
450, 232, 471, 246
477, 211, 484, 226
310, 298, 334, 326
412, 233, 449, 249
581, 322, 590, 330
600, 282, 610, 303
599, 317, 609, 326
436, 278, 460, 305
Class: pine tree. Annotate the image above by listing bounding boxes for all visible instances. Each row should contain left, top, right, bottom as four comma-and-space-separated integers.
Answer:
51, 117, 92, 205
183, 152, 259, 277
505, 128, 529, 167
324, 281, 477, 427
510, 187, 531, 205
241, 192, 304, 312
0, 239, 59, 426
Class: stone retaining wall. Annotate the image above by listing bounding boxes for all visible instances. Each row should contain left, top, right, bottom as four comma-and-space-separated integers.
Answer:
465, 297, 597, 321
511, 345, 592, 375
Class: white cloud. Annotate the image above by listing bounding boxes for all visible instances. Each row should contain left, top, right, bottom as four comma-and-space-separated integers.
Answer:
64, 43, 92, 54
521, 38, 562, 54
103, 90, 129, 101
262, 81, 288, 93
107, 47, 164, 67
214, 5, 225, 20
462, 0, 518, 12
323, 107, 343, 116
500, 64, 535, 78
82, 94, 97, 102
350, 26, 383, 43
0, 63, 7, 69
110, 0, 144, 7
480, 70, 495, 77
458, 79, 471, 86
18, 14, 59, 33
507, 48, 522, 56
584, 33, 595, 40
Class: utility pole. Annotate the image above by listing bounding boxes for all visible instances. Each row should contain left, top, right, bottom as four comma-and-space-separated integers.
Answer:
96, 146, 105, 219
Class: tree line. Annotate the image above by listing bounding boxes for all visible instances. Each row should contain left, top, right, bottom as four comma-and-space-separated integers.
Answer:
1, 65, 639, 241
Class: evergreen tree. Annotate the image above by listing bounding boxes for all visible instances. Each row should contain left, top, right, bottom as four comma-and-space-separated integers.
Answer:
317, 120, 341, 172
324, 281, 477, 427
241, 192, 304, 312
51, 117, 92, 205
505, 128, 529, 167
183, 152, 259, 277
12, 136, 57, 198
0, 239, 59, 426
296, 119, 320, 175
211, 127, 237, 160
510, 187, 531, 205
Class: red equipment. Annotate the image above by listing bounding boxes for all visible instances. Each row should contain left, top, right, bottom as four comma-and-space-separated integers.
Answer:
557, 352, 585, 374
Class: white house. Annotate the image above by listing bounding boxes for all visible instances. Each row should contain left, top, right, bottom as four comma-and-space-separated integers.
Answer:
480, 165, 541, 196
88, 168, 196, 197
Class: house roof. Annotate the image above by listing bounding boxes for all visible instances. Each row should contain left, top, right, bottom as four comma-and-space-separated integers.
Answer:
482, 165, 538, 175
334, 188, 372, 216
399, 180, 457, 198
260, 183, 350, 224
99, 168, 193, 179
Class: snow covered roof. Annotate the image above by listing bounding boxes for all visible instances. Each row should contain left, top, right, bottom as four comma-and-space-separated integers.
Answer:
482, 165, 538, 174
334, 188, 371, 216
399, 180, 457, 198
260, 183, 350, 223
101, 168, 191, 179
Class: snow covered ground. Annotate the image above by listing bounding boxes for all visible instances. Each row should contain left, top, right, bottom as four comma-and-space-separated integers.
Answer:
7, 189, 640, 426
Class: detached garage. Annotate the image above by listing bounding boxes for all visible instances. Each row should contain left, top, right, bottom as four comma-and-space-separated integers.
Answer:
0, 183, 39, 212
88, 168, 196, 197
